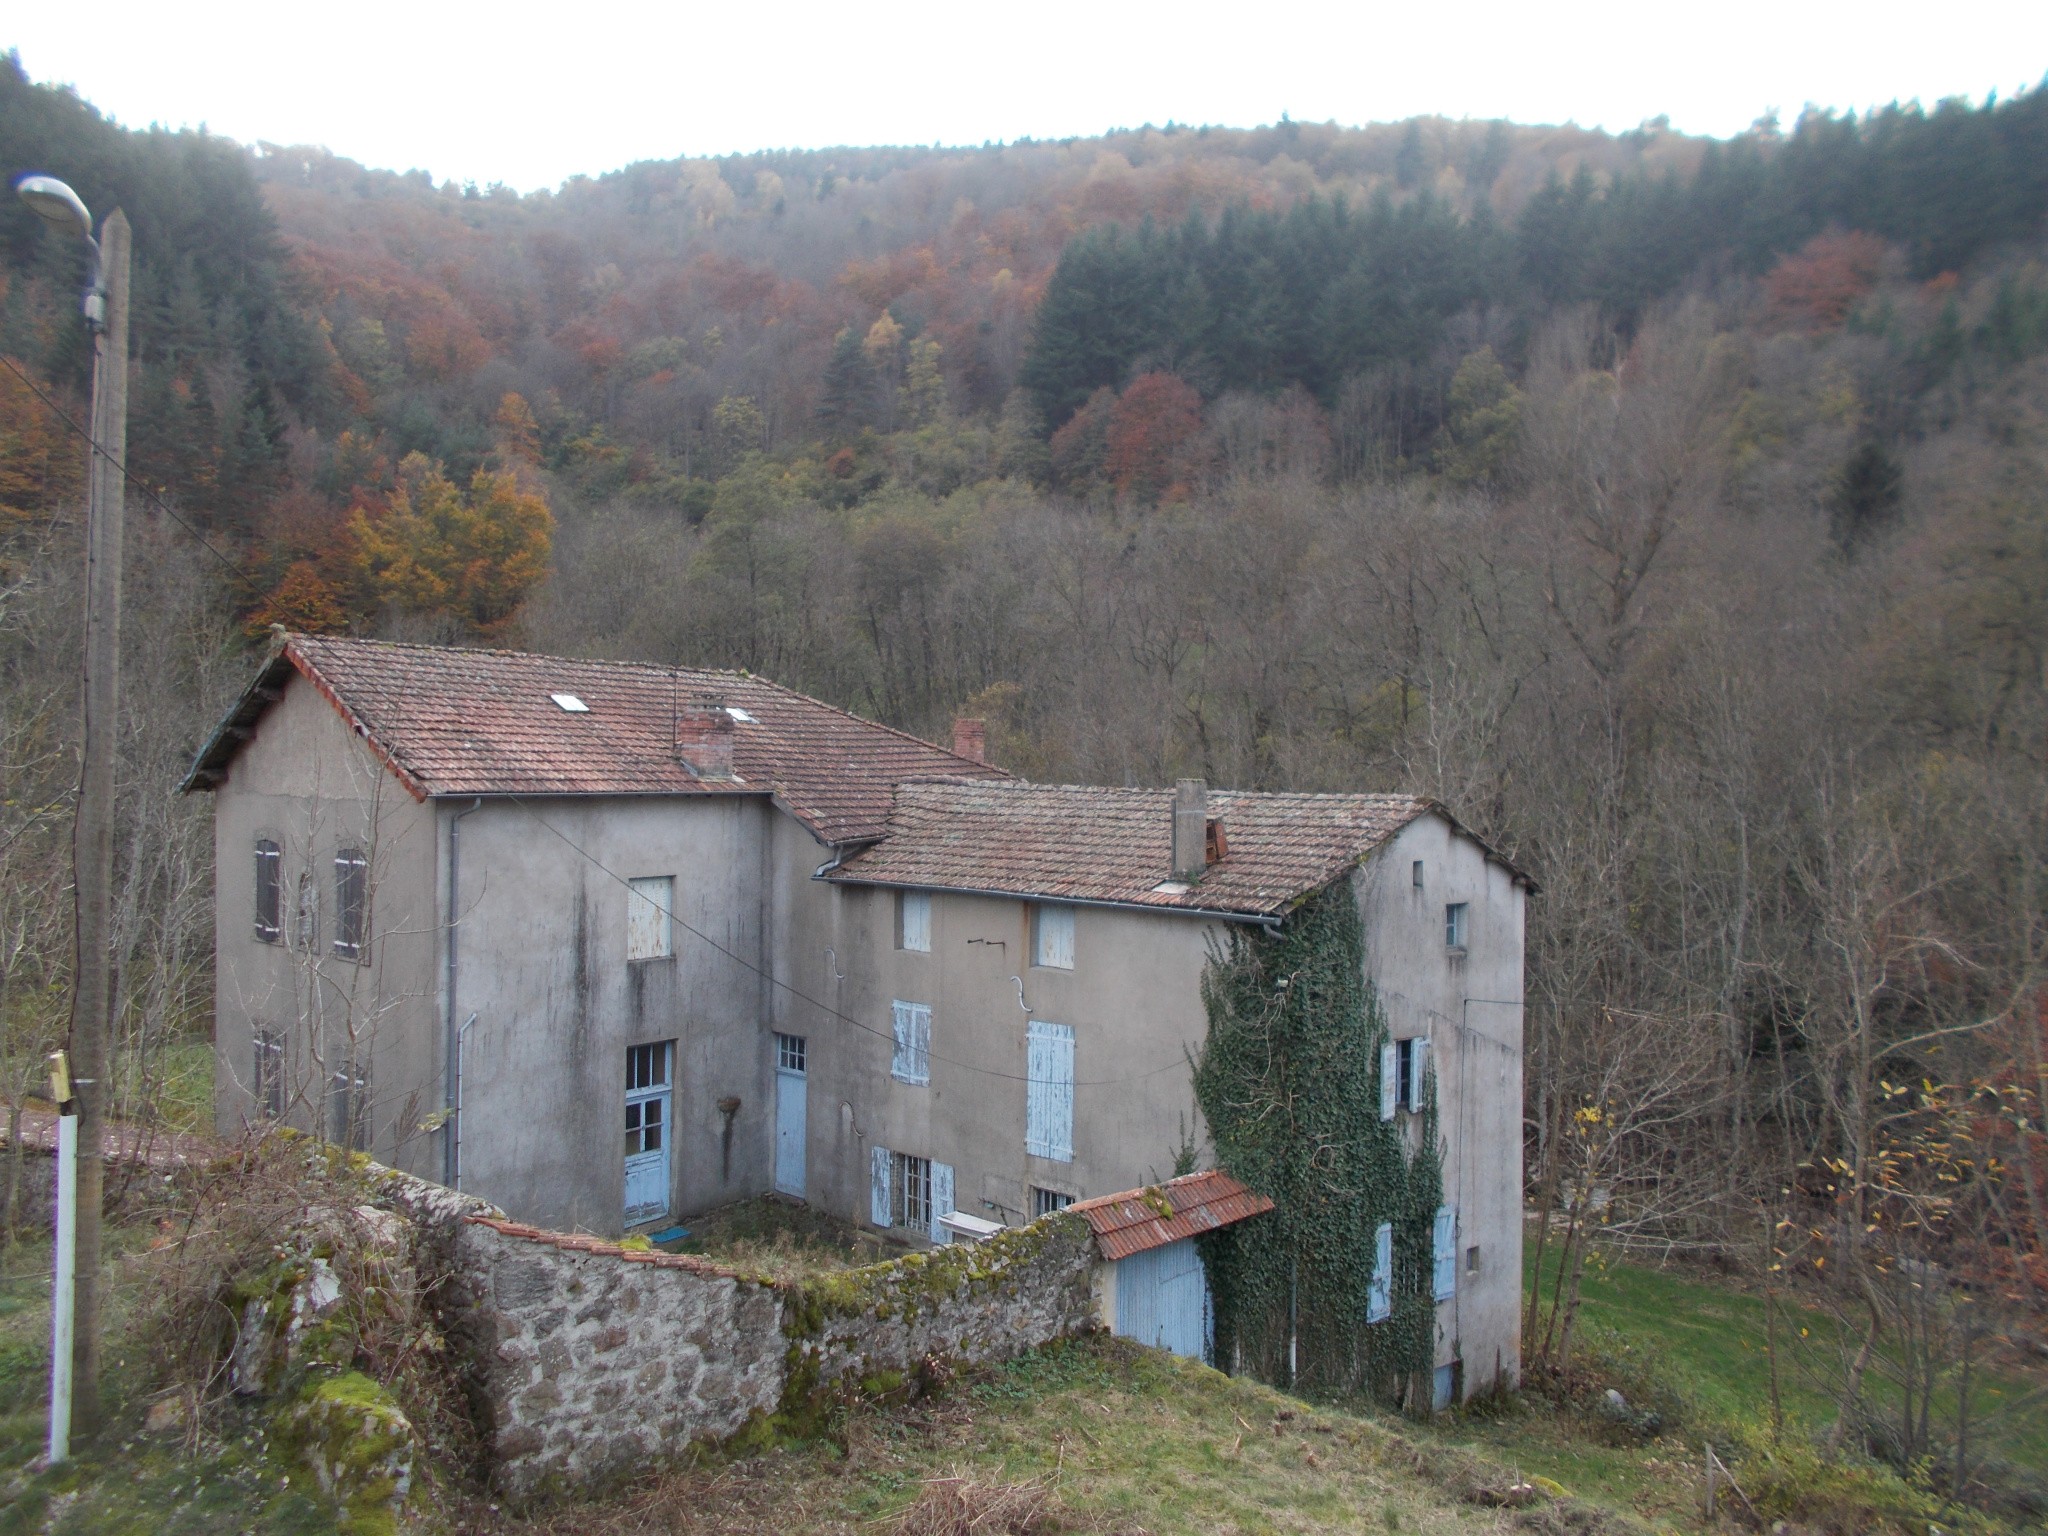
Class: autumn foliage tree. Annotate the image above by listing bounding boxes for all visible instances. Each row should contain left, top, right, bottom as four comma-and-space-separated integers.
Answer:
1105, 372, 1206, 504
1765, 230, 1893, 330
349, 453, 553, 636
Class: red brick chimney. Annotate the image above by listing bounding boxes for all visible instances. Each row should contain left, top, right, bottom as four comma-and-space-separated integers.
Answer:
952, 717, 987, 764
674, 692, 736, 780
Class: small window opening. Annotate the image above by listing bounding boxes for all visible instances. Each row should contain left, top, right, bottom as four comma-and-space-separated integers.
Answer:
776, 1032, 807, 1073
1412, 859, 1425, 889
1032, 904, 1074, 969
1032, 1186, 1074, 1218
1467, 1244, 1481, 1275
897, 890, 931, 953
550, 692, 589, 712
1445, 901, 1469, 950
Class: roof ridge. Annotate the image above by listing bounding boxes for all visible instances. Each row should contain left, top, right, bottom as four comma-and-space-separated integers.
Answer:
286, 632, 1001, 775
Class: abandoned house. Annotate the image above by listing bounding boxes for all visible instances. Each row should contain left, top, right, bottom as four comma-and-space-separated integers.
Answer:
184, 633, 1532, 1401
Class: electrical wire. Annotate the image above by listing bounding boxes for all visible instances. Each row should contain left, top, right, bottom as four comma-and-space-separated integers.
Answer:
507, 794, 1197, 1089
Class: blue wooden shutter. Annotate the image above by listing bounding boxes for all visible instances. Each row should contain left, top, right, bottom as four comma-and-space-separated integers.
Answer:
1027, 1021, 1075, 1161
1379, 1041, 1398, 1121
870, 1144, 892, 1227
1433, 1205, 1457, 1301
930, 1161, 954, 1243
892, 1002, 930, 1084
1368, 1221, 1393, 1322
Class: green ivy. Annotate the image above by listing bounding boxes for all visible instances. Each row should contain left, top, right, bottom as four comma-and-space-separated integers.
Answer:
1193, 880, 1443, 1402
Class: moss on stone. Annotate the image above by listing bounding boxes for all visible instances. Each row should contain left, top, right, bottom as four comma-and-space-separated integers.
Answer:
274, 1369, 415, 1536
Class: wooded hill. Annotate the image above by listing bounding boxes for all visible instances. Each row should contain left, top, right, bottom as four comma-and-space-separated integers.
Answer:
3, 55, 2048, 1518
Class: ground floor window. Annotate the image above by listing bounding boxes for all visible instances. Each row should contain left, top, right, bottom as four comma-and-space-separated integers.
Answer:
1032, 1186, 1074, 1218
890, 1152, 931, 1231
253, 1030, 284, 1119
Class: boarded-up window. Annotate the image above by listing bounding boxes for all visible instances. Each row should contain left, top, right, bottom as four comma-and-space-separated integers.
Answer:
253, 1030, 284, 1119
627, 876, 673, 960
1368, 1221, 1393, 1323
1378, 1040, 1398, 1121
1032, 904, 1074, 969
897, 890, 931, 953
891, 1001, 931, 1085
1026, 1020, 1075, 1162
333, 849, 368, 961
254, 840, 281, 943
1433, 1206, 1457, 1301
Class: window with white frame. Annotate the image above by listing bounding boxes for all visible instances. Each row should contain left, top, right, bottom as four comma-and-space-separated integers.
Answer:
1445, 901, 1469, 950
1397, 1036, 1430, 1112
333, 848, 369, 961
891, 1000, 931, 1085
254, 840, 281, 943
890, 1152, 932, 1231
626, 876, 674, 960
897, 890, 931, 953
1032, 903, 1074, 969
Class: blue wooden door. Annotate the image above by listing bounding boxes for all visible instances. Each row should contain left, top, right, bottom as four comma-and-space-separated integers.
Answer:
1115, 1239, 1211, 1361
774, 1033, 807, 1197
624, 1042, 672, 1224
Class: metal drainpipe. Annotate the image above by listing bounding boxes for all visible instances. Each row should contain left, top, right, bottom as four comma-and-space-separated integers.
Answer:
443, 798, 483, 1186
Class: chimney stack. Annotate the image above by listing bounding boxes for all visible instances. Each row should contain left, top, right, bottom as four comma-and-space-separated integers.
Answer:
952, 716, 987, 764
1173, 778, 1208, 880
674, 692, 736, 780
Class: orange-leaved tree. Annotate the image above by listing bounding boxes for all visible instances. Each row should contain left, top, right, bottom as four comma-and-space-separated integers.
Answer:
349, 452, 553, 636
0, 359, 83, 525
1105, 372, 1206, 504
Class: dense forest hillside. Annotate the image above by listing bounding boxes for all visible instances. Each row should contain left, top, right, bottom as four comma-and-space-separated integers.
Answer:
3, 53, 2048, 1513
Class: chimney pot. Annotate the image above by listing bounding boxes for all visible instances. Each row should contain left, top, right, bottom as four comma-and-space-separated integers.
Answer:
674, 691, 736, 779
1172, 778, 1208, 880
952, 717, 987, 764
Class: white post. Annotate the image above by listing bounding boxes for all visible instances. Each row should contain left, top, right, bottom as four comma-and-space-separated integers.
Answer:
48, 1113, 77, 1464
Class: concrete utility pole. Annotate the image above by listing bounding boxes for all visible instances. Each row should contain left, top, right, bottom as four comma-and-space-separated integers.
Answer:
70, 206, 128, 1434
16, 176, 128, 1437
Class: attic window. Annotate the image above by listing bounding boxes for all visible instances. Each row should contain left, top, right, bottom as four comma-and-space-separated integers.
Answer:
550, 693, 589, 713
725, 706, 757, 723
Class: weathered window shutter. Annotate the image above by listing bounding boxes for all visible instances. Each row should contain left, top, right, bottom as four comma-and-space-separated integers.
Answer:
1406, 1036, 1430, 1111
1379, 1041, 1398, 1121
930, 1161, 954, 1243
1368, 1221, 1393, 1323
1433, 1205, 1457, 1301
1026, 1020, 1075, 1162
891, 1002, 931, 1084
900, 891, 931, 952
870, 1143, 892, 1227
1034, 905, 1074, 969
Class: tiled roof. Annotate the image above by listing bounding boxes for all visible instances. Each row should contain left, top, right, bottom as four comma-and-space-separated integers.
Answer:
828, 780, 1464, 918
183, 634, 1004, 845
1072, 1170, 1275, 1262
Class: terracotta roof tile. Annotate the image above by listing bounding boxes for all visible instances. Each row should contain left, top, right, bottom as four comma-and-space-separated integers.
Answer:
185, 635, 1004, 845
828, 780, 1445, 918
1071, 1170, 1274, 1262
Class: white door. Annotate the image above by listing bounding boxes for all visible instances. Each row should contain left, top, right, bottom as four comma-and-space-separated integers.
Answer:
624, 1041, 672, 1224
774, 1033, 807, 1197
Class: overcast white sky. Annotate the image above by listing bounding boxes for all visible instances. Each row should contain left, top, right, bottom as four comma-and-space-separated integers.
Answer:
9, 3, 2045, 193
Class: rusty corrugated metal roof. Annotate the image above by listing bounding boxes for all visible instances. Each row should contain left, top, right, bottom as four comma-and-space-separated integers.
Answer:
1071, 1169, 1274, 1262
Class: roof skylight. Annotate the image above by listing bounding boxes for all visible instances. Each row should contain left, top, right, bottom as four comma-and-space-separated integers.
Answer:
725, 706, 757, 723
550, 693, 590, 713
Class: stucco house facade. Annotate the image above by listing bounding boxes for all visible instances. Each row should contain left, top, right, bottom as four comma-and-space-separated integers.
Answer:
185, 633, 1532, 1401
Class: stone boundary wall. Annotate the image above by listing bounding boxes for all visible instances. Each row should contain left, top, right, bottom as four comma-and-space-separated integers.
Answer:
368, 1168, 1103, 1498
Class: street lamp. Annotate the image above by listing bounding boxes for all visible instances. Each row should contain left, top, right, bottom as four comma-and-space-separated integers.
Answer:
13, 172, 129, 1457
14, 174, 105, 328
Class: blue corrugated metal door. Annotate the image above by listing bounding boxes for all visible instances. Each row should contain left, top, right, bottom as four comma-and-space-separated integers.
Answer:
1115, 1238, 1211, 1360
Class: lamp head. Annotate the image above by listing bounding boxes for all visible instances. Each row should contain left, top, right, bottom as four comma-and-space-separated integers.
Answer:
14, 175, 95, 242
